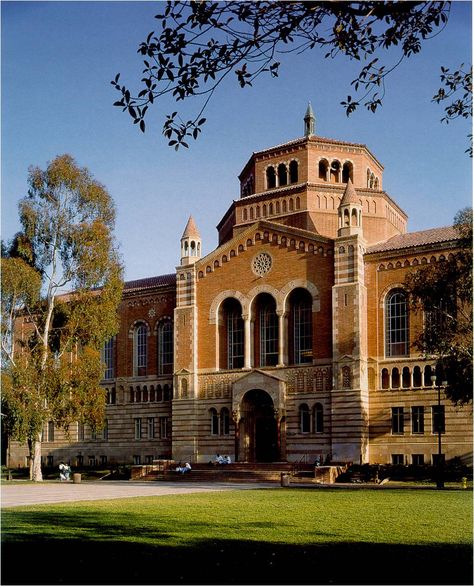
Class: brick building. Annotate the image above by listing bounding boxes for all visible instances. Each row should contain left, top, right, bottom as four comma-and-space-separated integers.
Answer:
9, 106, 472, 468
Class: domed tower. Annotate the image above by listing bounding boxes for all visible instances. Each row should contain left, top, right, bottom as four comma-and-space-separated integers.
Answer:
180, 215, 201, 265
337, 178, 362, 237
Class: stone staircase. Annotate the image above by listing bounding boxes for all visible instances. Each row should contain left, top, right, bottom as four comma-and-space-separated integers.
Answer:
134, 461, 315, 483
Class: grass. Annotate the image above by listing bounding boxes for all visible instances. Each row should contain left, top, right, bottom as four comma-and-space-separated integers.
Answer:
2, 489, 472, 584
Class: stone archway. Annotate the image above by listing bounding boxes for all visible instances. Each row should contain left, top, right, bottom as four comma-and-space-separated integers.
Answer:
232, 370, 286, 463
240, 389, 277, 462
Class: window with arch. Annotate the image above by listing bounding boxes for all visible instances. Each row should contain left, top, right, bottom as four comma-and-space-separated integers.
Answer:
134, 323, 148, 376
157, 320, 173, 375
342, 162, 353, 183
278, 163, 287, 186
210, 408, 219, 435
102, 337, 115, 380
289, 160, 298, 183
254, 293, 279, 367
318, 159, 328, 181
330, 160, 341, 183
266, 167, 276, 189
342, 366, 352, 389
220, 408, 230, 435
228, 301, 244, 370
313, 403, 324, 433
288, 288, 313, 365
385, 290, 409, 357
163, 384, 172, 401
299, 404, 310, 433
413, 366, 422, 387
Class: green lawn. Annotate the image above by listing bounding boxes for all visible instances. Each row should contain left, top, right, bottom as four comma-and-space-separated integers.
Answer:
2, 489, 472, 584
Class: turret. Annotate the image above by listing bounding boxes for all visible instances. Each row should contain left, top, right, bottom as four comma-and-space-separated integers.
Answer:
180, 215, 201, 265
338, 179, 362, 237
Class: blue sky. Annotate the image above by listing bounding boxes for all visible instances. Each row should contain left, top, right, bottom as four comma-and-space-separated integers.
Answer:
2, 1, 472, 282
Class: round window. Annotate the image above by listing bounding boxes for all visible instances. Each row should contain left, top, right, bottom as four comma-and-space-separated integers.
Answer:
252, 252, 272, 277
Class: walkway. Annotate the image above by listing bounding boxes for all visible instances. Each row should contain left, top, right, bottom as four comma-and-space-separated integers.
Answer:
1, 480, 275, 508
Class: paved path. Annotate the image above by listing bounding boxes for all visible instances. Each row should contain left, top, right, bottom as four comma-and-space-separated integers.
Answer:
1, 480, 275, 508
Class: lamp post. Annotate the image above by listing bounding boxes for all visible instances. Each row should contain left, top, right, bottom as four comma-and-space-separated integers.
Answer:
431, 374, 447, 489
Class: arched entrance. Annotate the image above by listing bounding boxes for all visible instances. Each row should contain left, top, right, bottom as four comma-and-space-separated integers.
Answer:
240, 389, 277, 462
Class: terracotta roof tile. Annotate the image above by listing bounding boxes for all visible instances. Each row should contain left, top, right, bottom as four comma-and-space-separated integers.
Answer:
339, 179, 359, 206
366, 226, 458, 254
181, 215, 201, 239
124, 274, 176, 292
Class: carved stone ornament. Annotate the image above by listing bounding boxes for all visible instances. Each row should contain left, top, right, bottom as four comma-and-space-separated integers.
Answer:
252, 252, 272, 277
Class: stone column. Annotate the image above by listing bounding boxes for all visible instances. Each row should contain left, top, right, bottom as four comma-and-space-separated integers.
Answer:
277, 311, 287, 367
232, 409, 240, 462
243, 314, 252, 369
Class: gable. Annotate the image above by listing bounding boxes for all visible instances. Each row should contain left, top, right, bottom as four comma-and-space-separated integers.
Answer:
196, 219, 334, 281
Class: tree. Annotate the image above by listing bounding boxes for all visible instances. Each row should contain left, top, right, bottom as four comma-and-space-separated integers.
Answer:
1, 155, 123, 481
111, 1, 471, 150
404, 208, 473, 405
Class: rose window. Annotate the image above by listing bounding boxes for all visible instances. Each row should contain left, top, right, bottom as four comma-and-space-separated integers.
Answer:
252, 252, 272, 277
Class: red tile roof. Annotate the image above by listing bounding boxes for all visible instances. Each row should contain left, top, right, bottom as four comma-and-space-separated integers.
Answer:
366, 226, 458, 254
124, 274, 176, 292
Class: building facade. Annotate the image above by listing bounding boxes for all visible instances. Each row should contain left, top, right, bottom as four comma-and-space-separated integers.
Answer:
9, 107, 472, 468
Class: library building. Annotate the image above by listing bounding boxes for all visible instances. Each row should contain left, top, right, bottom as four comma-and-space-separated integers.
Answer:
9, 106, 472, 470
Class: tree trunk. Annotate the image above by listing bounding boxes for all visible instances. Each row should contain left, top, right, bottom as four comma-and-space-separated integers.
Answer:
31, 432, 43, 482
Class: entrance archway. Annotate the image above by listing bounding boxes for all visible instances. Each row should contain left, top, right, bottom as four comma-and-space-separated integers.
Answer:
240, 389, 277, 462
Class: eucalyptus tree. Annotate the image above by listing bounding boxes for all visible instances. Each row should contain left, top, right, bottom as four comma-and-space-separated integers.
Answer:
1, 155, 123, 481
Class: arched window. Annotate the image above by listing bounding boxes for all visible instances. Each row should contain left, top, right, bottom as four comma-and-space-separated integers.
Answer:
402, 367, 411, 388
392, 367, 400, 388
134, 323, 148, 376
342, 366, 351, 389
180, 379, 188, 399
413, 366, 422, 387
220, 408, 230, 435
330, 160, 341, 183
278, 163, 288, 186
210, 408, 219, 435
381, 368, 389, 389
289, 160, 298, 183
266, 167, 276, 189
424, 365, 434, 386
243, 208, 248, 221
163, 384, 171, 401
220, 298, 244, 370
156, 384, 163, 402
288, 288, 313, 365
158, 320, 173, 375
299, 404, 310, 433
385, 290, 409, 357
318, 160, 328, 181
253, 293, 278, 367
342, 162, 353, 183
102, 337, 115, 380
313, 403, 324, 433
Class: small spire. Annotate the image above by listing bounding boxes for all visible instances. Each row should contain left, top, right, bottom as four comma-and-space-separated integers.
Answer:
304, 102, 315, 136
181, 215, 200, 239
339, 178, 359, 207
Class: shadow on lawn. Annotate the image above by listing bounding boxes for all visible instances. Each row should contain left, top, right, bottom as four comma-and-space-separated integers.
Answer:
2, 510, 472, 585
